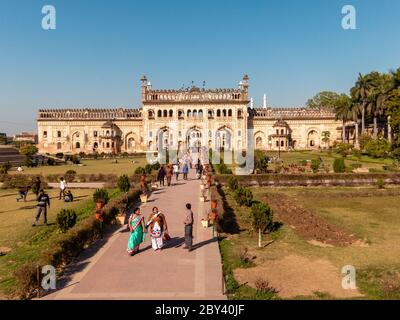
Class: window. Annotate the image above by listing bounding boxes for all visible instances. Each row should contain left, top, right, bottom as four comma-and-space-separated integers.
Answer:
94, 131, 98, 137
217, 110, 221, 117
238, 130, 241, 137
157, 110, 162, 117
106, 142, 110, 148
163, 110, 168, 117
43, 131, 47, 138
228, 109, 232, 117
276, 141, 279, 147
276, 129, 279, 135
149, 131, 153, 138
57, 142, 62, 149
94, 142, 98, 149
75, 142, 80, 149
281, 129, 284, 135
57, 131, 62, 138
169, 110, 173, 117
281, 140, 284, 147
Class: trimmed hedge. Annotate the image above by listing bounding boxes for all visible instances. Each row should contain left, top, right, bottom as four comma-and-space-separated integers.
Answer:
13, 188, 142, 299
215, 173, 400, 187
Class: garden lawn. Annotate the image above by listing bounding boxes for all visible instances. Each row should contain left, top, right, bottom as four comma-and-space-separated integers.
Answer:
0, 188, 119, 297
9, 157, 148, 176
220, 185, 400, 299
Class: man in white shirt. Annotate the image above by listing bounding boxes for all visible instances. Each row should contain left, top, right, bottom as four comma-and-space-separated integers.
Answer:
173, 163, 179, 181
59, 177, 67, 200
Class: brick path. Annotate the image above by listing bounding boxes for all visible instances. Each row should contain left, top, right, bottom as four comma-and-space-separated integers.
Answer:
44, 168, 226, 300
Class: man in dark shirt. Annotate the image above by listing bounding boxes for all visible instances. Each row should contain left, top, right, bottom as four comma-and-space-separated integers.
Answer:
32, 189, 50, 226
183, 203, 194, 251
34, 177, 41, 200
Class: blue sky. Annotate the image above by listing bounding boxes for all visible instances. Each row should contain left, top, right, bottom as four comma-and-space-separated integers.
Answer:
0, 0, 399, 134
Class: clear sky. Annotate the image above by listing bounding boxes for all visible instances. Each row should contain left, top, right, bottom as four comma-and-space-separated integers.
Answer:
0, 0, 399, 135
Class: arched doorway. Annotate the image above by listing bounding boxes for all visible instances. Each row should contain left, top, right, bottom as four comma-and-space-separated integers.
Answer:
186, 127, 202, 153
216, 126, 232, 151
307, 129, 319, 149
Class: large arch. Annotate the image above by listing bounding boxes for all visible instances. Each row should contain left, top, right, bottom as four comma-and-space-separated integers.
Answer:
71, 131, 83, 152
124, 132, 139, 152
306, 128, 320, 149
216, 126, 233, 151
254, 131, 267, 150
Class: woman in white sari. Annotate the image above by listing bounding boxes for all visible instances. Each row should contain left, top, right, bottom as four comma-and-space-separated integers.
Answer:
146, 207, 168, 251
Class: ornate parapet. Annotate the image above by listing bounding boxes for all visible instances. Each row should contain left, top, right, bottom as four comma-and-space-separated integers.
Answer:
250, 107, 337, 120
37, 108, 142, 120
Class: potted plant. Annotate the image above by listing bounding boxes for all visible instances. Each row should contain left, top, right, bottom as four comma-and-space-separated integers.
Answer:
93, 188, 109, 209
140, 191, 148, 203
211, 199, 218, 209
199, 190, 207, 202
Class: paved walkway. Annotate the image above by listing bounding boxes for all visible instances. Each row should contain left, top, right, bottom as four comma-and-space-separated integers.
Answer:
44, 169, 226, 300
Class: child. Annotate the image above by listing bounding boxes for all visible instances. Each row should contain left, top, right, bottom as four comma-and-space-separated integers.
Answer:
64, 190, 74, 202
17, 186, 31, 202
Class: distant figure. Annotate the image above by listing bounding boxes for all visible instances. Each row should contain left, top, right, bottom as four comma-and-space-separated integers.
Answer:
16, 186, 31, 202
183, 203, 194, 251
59, 177, 67, 200
64, 190, 74, 202
196, 163, 203, 179
157, 166, 166, 186
32, 189, 50, 226
173, 163, 179, 181
182, 163, 189, 180
127, 207, 147, 256
140, 174, 147, 192
166, 165, 173, 186
34, 177, 41, 200
17, 166, 23, 172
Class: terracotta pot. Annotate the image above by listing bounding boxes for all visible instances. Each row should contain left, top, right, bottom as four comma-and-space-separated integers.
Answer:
201, 219, 209, 228
95, 201, 105, 209
211, 200, 218, 209
140, 194, 148, 203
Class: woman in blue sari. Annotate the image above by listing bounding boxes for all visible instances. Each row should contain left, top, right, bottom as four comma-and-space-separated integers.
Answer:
127, 207, 146, 256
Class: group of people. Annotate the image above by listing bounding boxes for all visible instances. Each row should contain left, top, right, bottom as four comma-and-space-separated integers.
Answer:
156, 162, 189, 187
126, 203, 194, 255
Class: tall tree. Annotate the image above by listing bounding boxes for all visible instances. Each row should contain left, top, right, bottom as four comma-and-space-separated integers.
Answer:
351, 73, 374, 134
306, 91, 341, 109
335, 94, 354, 143
387, 68, 400, 146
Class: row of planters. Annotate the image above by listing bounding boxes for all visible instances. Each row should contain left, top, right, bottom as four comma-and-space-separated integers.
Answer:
0, 172, 157, 189
214, 172, 400, 187
14, 182, 143, 299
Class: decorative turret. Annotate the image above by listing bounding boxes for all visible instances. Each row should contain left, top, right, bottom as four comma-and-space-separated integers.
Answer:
141, 75, 148, 102
242, 74, 249, 100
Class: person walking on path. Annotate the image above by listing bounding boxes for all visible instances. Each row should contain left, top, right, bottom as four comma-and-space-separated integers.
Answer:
59, 177, 67, 200
32, 189, 50, 226
157, 166, 166, 187
182, 163, 189, 180
183, 203, 194, 251
146, 207, 169, 251
173, 163, 179, 181
166, 165, 173, 186
127, 207, 147, 256
33, 176, 41, 200
16, 186, 31, 202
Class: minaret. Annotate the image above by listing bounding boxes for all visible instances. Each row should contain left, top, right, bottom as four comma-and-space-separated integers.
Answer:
242, 74, 249, 100
263, 94, 267, 109
141, 75, 148, 102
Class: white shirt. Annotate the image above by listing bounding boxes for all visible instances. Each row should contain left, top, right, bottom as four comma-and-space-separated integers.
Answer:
173, 165, 179, 173
60, 180, 67, 190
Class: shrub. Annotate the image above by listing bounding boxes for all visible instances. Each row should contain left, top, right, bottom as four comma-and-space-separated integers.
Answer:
311, 158, 322, 173
1, 174, 30, 189
56, 209, 77, 233
376, 179, 385, 189
117, 174, 131, 193
254, 150, 270, 173
93, 188, 109, 204
251, 202, 274, 247
228, 176, 239, 191
217, 163, 232, 174
350, 163, 362, 169
234, 187, 253, 207
65, 170, 77, 182
365, 138, 391, 158
134, 166, 145, 174
144, 164, 153, 174
393, 148, 400, 163
359, 134, 372, 151
0, 161, 12, 174
152, 162, 161, 171
336, 143, 353, 157
47, 157, 56, 166
333, 157, 346, 173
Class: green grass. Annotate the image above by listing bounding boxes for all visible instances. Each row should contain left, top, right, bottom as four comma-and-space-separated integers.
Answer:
0, 188, 120, 297
9, 157, 148, 176
265, 150, 394, 172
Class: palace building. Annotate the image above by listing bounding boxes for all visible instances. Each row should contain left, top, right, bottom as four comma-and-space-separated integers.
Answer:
37, 75, 344, 154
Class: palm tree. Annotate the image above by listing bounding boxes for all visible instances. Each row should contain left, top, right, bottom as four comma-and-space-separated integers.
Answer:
335, 94, 353, 143
351, 73, 374, 135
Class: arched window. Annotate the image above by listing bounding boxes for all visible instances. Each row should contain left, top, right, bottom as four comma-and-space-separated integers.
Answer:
237, 109, 242, 118
57, 131, 62, 138
169, 109, 173, 117
256, 137, 262, 147
193, 109, 197, 117
217, 109, 221, 117
128, 138, 135, 149
93, 142, 98, 149
208, 110, 213, 118
57, 142, 62, 149
198, 109, 203, 117
148, 110, 154, 118
281, 140, 284, 147
75, 142, 80, 149
178, 110, 184, 118
106, 142, 110, 148
223, 109, 227, 117
187, 109, 192, 117
281, 129, 284, 135
228, 109, 232, 117
163, 110, 168, 117
157, 110, 162, 117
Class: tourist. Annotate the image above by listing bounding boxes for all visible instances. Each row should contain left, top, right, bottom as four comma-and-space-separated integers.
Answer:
182, 163, 189, 180
140, 173, 147, 192
183, 203, 194, 251
34, 176, 41, 200
16, 186, 31, 202
146, 207, 169, 251
59, 177, 67, 200
173, 163, 179, 181
157, 165, 166, 186
127, 207, 146, 256
32, 189, 50, 226
166, 165, 173, 186
196, 162, 203, 179
64, 190, 74, 202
